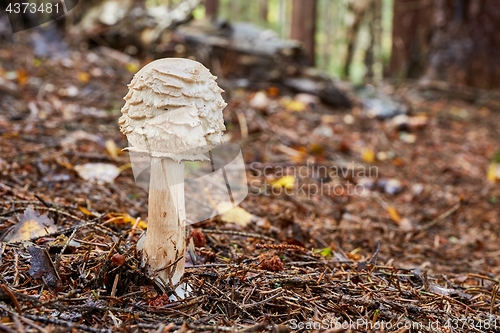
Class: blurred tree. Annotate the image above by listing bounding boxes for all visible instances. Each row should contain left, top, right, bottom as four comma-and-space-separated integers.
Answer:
343, 0, 371, 78
390, 0, 500, 89
365, 0, 382, 80
290, 0, 317, 66
205, 0, 219, 20
389, 0, 433, 79
258, 0, 269, 23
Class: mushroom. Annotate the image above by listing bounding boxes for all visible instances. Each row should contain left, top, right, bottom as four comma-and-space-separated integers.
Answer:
118, 58, 226, 290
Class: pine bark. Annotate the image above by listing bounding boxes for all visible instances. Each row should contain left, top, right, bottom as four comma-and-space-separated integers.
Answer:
390, 0, 500, 89
205, 0, 219, 20
290, 0, 317, 66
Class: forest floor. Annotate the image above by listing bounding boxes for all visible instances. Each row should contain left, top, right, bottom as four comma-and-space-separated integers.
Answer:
1, 29, 500, 333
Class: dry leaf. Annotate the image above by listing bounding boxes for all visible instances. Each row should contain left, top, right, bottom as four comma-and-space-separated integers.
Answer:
217, 202, 255, 227
28, 246, 60, 289
267, 86, 280, 97
74, 163, 121, 184
249, 91, 270, 111
398, 218, 413, 231
105, 139, 119, 158
17, 69, 28, 85
4, 206, 56, 242
78, 206, 97, 217
386, 206, 401, 223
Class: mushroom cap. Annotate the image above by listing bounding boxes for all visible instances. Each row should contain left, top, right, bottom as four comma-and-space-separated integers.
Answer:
119, 58, 227, 161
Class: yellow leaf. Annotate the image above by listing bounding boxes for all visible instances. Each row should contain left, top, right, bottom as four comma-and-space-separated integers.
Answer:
78, 206, 96, 216
488, 163, 500, 183
77, 72, 90, 83
284, 100, 306, 112
387, 206, 401, 223
126, 62, 140, 73
270, 175, 296, 190
105, 139, 119, 158
2, 132, 19, 138
4, 207, 56, 242
106, 213, 147, 229
217, 202, 255, 227
362, 149, 375, 163
136, 219, 148, 229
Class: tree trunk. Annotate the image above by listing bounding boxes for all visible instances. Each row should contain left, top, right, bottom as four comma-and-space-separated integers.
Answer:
390, 0, 500, 89
290, 0, 317, 66
258, 0, 268, 23
425, 0, 500, 88
389, 0, 433, 79
343, 0, 371, 78
205, 0, 219, 20
364, 0, 382, 81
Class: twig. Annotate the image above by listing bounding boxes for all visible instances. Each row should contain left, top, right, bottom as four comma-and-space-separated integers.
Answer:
418, 201, 461, 232
235, 109, 248, 139
0, 285, 21, 314
199, 229, 275, 241
367, 240, 381, 264
240, 289, 284, 309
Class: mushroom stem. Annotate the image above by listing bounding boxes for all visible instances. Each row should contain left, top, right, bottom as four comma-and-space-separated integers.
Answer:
143, 156, 186, 287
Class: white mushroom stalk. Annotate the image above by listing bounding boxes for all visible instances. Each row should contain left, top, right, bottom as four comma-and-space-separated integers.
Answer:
118, 58, 226, 289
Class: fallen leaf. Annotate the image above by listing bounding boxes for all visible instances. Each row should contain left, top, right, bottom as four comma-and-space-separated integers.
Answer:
270, 175, 296, 190
74, 163, 121, 184
4, 206, 57, 242
78, 206, 97, 216
46, 235, 81, 250
386, 206, 401, 223
217, 202, 255, 227
105, 139, 119, 158
126, 62, 140, 73
77, 72, 90, 83
362, 149, 375, 163
346, 247, 363, 261
17, 69, 28, 85
398, 218, 413, 231
267, 86, 280, 97
284, 100, 306, 112
309, 143, 324, 155
106, 213, 147, 229
488, 163, 500, 183
28, 246, 60, 290
249, 91, 270, 111
313, 247, 333, 257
